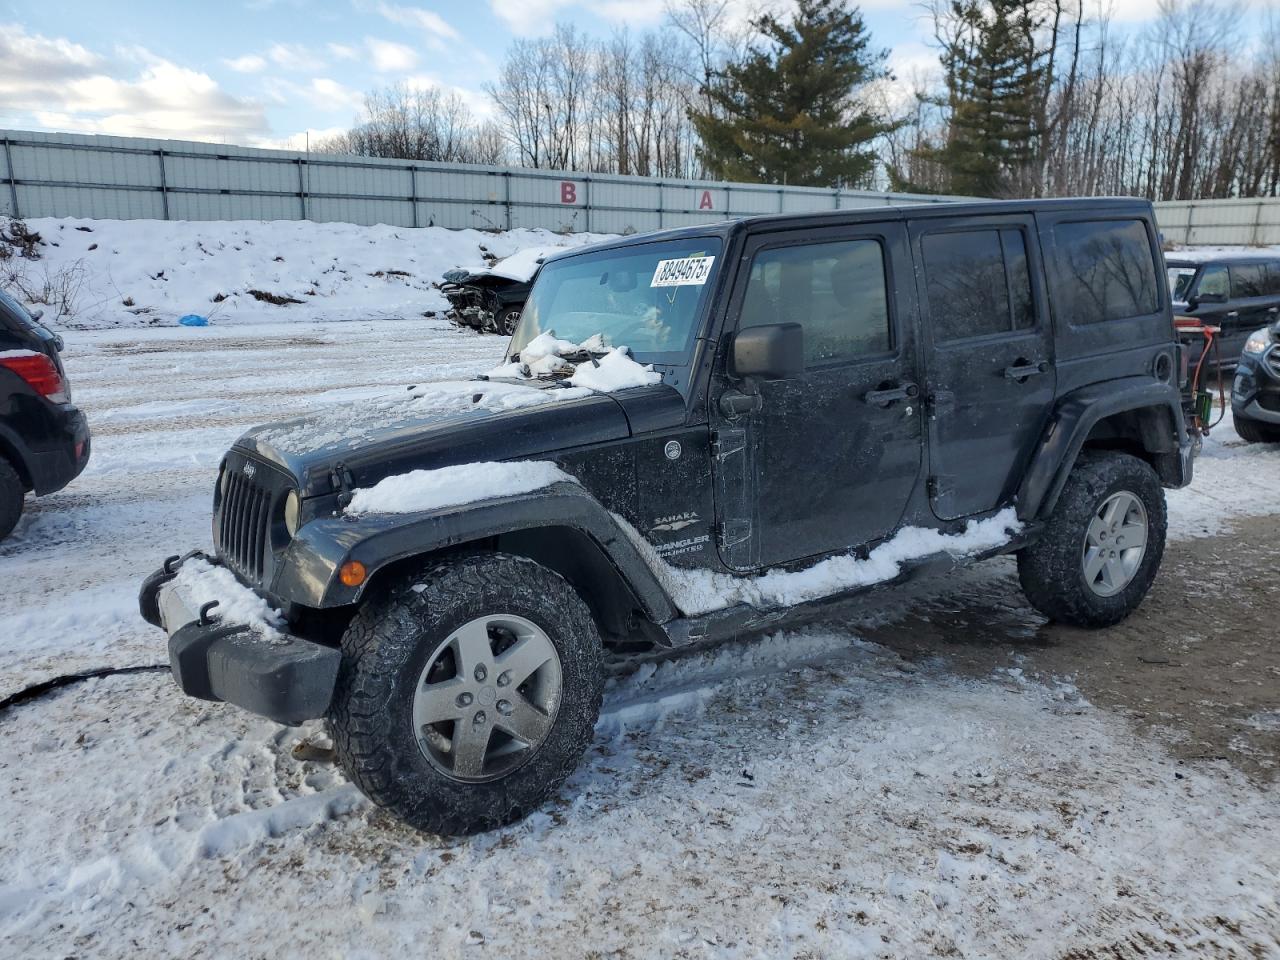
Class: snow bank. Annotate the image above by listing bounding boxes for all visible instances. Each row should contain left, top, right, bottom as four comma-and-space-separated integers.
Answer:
4, 217, 611, 329
345, 460, 575, 516
621, 508, 1022, 616
569, 348, 662, 391
171, 558, 286, 640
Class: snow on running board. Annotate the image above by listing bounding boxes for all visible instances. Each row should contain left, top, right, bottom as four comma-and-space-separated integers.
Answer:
345, 461, 576, 516
616, 508, 1022, 616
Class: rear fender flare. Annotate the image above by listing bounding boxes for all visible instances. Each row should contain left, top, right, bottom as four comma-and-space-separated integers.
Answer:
271, 481, 678, 623
1017, 377, 1190, 521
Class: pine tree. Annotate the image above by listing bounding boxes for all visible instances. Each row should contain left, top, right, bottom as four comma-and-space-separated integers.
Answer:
690, 0, 891, 188
912, 0, 1046, 197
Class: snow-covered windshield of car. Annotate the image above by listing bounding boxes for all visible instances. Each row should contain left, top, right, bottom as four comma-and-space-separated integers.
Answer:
508, 237, 723, 366
1167, 266, 1197, 303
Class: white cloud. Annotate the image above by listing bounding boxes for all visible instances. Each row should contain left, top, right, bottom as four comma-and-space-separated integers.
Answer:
328, 42, 360, 60
0, 24, 267, 142
267, 43, 327, 72
375, 2, 461, 42
365, 38, 419, 72
487, 0, 667, 36
403, 74, 494, 119
251, 125, 350, 151
262, 76, 366, 114
223, 53, 268, 73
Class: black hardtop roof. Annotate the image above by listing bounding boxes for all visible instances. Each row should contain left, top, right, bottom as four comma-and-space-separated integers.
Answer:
541, 196, 1155, 264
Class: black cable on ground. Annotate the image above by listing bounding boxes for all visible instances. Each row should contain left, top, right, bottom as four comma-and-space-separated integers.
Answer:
0, 664, 169, 715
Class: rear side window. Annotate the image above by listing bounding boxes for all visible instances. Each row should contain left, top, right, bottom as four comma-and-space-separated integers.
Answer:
1231, 263, 1267, 298
1266, 263, 1280, 295
1054, 219, 1159, 324
742, 238, 891, 366
921, 228, 1035, 342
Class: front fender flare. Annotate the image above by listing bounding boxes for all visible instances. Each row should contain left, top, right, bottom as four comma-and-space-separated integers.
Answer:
1016, 377, 1191, 522
270, 481, 679, 623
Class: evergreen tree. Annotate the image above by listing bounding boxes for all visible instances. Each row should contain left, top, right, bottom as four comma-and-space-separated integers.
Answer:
690, 0, 891, 188
912, 0, 1046, 197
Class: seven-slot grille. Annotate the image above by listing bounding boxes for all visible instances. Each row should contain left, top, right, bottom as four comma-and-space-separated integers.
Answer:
1264, 346, 1280, 379
216, 457, 276, 583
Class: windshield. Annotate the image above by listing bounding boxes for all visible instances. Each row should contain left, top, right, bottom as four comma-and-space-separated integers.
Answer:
508, 237, 723, 366
1167, 266, 1197, 303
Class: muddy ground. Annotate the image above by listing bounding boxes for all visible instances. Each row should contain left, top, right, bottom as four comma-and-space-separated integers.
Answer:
857, 514, 1280, 785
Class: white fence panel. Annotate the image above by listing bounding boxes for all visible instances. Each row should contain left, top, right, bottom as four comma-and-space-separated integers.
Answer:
0, 128, 962, 233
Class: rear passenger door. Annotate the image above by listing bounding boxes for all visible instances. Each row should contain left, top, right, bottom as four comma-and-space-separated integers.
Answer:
1227, 262, 1279, 358
910, 215, 1055, 521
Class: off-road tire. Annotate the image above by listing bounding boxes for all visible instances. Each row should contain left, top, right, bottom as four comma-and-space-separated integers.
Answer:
329, 552, 604, 835
0, 456, 24, 541
1017, 452, 1167, 628
1233, 414, 1280, 444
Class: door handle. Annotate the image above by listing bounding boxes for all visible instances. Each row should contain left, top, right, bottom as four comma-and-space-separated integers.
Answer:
1004, 360, 1050, 381
863, 382, 919, 407
1226, 311, 1240, 318
1268, 307, 1278, 314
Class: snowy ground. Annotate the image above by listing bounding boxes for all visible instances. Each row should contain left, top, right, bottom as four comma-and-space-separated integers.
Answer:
1, 222, 1279, 956
4, 217, 607, 329
0, 315, 1277, 958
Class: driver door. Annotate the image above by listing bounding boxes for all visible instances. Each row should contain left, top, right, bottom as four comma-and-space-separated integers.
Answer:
711, 223, 924, 571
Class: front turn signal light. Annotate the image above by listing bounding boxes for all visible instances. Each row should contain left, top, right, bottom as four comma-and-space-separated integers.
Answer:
339, 560, 367, 587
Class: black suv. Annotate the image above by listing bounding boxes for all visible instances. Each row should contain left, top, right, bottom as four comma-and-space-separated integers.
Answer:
1166, 253, 1280, 364
1231, 319, 1280, 442
0, 289, 90, 539
141, 198, 1194, 835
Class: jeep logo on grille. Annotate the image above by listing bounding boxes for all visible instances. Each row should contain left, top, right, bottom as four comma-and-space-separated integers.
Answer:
242, 461, 257, 480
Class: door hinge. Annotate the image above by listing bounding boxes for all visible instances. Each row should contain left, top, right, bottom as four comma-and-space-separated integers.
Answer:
711, 429, 746, 462
715, 519, 752, 548
927, 476, 954, 500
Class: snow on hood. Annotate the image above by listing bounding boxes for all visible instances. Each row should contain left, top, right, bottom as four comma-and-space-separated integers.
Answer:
486, 332, 662, 389
245, 377, 595, 457
483, 246, 554, 282
345, 460, 575, 516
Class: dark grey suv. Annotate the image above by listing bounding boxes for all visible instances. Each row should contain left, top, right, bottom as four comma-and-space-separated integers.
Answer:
1166, 253, 1280, 364
142, 197, 1194, 835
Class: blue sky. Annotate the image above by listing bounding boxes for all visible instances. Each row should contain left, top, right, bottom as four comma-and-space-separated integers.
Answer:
0, 0, 1201, 150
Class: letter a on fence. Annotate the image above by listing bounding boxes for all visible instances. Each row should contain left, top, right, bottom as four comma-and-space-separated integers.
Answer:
699, 190, 713, 210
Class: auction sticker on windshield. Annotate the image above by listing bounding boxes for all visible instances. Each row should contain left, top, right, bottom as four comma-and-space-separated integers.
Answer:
651, 255, 715, 287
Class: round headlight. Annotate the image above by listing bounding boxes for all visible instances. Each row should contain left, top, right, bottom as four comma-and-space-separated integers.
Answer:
218, 462, 230, 499
284, 490, 301, 537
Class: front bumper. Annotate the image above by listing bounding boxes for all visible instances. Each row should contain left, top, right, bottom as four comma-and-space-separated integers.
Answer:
1231, 347, 1280, 424
139, 554, 341, 725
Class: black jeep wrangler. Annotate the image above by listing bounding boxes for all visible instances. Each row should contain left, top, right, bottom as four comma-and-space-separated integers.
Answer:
141, 198, 1194, 835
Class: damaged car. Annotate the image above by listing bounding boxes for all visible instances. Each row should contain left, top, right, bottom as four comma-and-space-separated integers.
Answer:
141, 198, 1194, 836
440, 253, 541, 336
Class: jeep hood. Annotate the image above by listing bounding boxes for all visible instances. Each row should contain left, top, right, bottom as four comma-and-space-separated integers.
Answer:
236, 378, 632, 498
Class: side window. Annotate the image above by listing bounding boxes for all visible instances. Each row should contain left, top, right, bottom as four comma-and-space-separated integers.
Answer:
921, 227, 1036, 342
1054, 219, 1159, 324
1266, 263, 1280, 296
1231, 263, 1266, 298
741, 238, 891, 366
1198, 264, 1228, 299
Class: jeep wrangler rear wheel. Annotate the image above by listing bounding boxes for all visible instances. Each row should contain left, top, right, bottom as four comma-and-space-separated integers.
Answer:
328, 552, 604, 835
1017, 452, 1167, 628
0, 456, 24, 541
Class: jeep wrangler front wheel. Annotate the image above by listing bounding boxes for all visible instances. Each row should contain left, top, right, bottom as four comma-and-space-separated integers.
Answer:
328, 552, 604, 835
1017, 452, 1167, 628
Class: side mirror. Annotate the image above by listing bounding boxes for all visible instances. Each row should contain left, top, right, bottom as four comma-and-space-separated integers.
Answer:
731, 323, 804, 381
53, 334, 65, 353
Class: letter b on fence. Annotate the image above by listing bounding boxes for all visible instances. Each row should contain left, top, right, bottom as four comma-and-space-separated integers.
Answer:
560, 181, 577, 204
